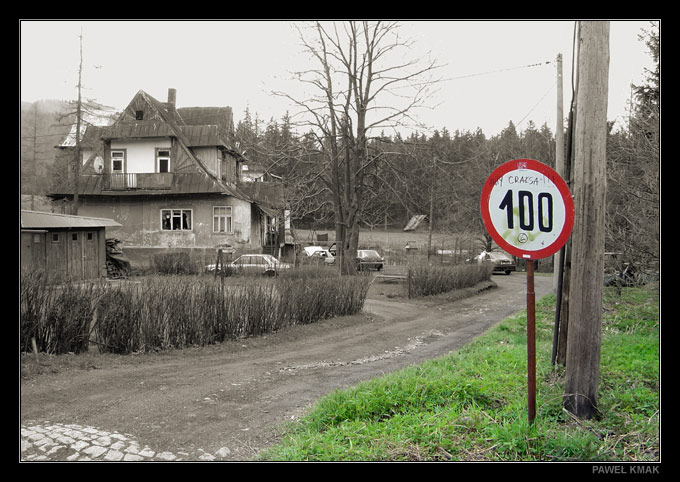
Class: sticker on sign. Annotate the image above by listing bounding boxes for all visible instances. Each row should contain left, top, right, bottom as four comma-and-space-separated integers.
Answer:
480, 159, 574, 260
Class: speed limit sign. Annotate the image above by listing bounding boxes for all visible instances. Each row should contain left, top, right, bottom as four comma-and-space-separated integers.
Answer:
481, 158, 574, 425
480, 159, 574, 260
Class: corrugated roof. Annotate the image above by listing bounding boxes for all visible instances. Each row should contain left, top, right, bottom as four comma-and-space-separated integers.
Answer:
178, 106, 233, 128
179, 125, 228, 147
101, 122, 176, 139
21, 210, 122, 229
48, 173, 241, 197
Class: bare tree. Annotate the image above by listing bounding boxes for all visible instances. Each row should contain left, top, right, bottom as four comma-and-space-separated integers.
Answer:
275, 21, 442, 273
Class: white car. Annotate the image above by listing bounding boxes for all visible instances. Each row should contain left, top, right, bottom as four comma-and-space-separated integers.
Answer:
207, 254, 290, 276
302, 246, 335, 265
474, 250, 516, 275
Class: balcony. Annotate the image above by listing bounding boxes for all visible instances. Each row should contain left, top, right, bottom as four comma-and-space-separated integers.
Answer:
104, 172, 174, 191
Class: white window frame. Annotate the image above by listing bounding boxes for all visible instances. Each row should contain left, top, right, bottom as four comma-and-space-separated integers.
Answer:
156, 148, 171, 173
213, 206, 233, 233
111, 150, 126, 173
161, 209, 193, 231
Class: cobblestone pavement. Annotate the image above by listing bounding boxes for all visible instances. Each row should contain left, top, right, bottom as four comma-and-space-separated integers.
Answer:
21, 422, 232, 462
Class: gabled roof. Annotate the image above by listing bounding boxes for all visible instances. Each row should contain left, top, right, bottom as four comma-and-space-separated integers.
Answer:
21, 210, 121, 229
97, 89, 249, 202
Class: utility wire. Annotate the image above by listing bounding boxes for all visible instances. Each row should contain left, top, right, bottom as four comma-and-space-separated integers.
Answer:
516, 79, 557, 128
445, 60, 552, 82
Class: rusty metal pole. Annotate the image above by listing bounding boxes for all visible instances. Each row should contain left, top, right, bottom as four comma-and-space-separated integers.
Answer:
527, 259, 536, 425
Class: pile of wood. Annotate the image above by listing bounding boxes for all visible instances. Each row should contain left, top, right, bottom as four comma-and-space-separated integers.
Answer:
106, 238, 131, 279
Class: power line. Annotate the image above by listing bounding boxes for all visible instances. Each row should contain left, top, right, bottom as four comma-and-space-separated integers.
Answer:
444, 60, 552, 82
516, 79, 557, 128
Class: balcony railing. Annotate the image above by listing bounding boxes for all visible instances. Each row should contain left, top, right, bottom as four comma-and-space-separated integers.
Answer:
104, 172, 173, 190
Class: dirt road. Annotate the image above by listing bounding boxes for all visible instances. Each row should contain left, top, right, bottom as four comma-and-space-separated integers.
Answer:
20, 273, 553, 461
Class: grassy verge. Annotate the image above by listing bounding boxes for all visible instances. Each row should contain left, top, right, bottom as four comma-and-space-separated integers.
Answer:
259, 285, 659, 461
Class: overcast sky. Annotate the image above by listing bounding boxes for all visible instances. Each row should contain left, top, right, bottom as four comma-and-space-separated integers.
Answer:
20, 20, 656, 137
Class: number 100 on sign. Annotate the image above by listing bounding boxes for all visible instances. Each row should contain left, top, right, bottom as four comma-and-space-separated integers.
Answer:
480, 159, 574, 260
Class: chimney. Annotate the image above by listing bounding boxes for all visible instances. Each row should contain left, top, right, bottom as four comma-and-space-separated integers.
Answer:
167, 88, 177, 111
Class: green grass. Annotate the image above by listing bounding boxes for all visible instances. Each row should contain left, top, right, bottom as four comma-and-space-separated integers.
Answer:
259, 285, 660, 461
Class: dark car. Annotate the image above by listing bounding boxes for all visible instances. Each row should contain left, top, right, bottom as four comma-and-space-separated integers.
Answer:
356, 249, 384, 271
326, 245, 384, 271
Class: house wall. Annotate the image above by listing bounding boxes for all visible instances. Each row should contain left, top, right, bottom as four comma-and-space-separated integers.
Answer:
110, 138, 172, 173
221, 151, 240, 184
193, 146, 219, 177
75, 195, 258, 250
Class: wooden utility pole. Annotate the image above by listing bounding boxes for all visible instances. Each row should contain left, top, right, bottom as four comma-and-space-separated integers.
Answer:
553, 53, 565, 291
427, 157, 436, 262
563, 21, 609, 419
551, 53, 566, 365
72, 28, 84, 215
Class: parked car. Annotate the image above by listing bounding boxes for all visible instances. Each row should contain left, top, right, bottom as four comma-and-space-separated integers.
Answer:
474, 250, 516, 275
323, 246, 384, 271
302, 246, 335, 266
303, 246, 327, 257
206, 254, 290, 276
356, 249, 384, 271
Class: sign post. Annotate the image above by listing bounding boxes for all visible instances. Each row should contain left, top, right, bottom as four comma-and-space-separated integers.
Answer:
480, 159, 574, 425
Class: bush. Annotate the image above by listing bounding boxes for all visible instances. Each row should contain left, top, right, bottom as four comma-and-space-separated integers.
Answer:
152, 252, 200, 275
21, 270, 372, 355
407, 263, 494, 298
20, 270, 102, 354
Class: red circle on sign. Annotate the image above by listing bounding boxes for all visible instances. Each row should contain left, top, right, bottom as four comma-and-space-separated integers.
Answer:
480, 159, 574, 260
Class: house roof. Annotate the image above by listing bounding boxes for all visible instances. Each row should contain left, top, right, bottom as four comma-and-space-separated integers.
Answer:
101, 122, 176, 139
21, 210, 122, 229
178, 106, 233, 130
179, 125, 229, 147
404, 214, 428, 231
48, 172, 241, 197
57, 109, 117, 148
53, 89, 252, 203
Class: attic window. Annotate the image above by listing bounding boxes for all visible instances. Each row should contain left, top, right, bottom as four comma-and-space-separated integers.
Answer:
135, 110, 144, 120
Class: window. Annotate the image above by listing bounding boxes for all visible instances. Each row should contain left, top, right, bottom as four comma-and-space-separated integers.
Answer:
87, 232, 94, 241
72, 233, 78, 241
135, 110, 144, 120
52, 233, 60, 243
213, 206, 232, 233
161, 209, 192, 231
157, 149, 171, 173
111, 151, 125, 172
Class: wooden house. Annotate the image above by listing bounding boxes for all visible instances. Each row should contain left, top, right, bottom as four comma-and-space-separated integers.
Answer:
49, 88, 287, 260
20, 210, 121, 280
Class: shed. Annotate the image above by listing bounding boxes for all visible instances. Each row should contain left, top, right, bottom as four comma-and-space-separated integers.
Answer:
21, 210, 122, 280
